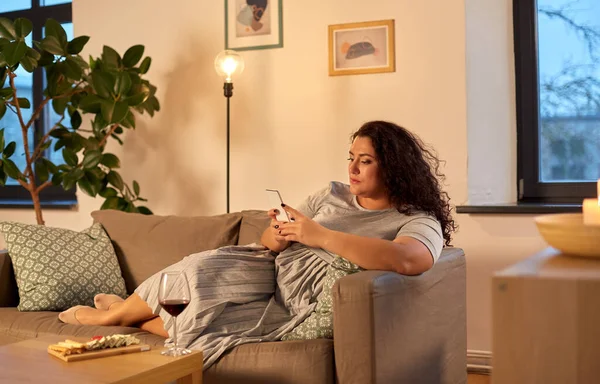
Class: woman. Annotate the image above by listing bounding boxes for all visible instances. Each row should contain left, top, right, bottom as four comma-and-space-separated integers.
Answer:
58, 120, 456, 367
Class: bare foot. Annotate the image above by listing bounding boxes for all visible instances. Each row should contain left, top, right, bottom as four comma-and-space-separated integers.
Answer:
94, 294, 125, 311
58, 305, 91, 325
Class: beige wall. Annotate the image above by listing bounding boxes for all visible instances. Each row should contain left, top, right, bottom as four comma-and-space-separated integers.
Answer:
0, 0, 547, 352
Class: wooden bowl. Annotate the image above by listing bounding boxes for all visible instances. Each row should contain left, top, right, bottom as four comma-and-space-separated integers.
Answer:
534, 213, 600, 258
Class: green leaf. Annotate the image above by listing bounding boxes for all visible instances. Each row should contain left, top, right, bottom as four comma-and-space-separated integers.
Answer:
133, 180, 140, 195
78, 177, 96, 196
0, 102, 6, 120
100, 100, 115, 123
122, 45, 144, 67
62, 148, 78, 167
79, 94, 102, 113
0, 18, 16, 40
111, 133, 123, 145
14, 18, 32, 39
111, 100, 128, 124
70, 110, 82, 129
137, 206, 153, 215
3, 159, 23, 180
0, 37, 9, 47
139, 56, 151, 74
84, 137, 100, 151
0, 87, 12, 97
126, 202, 139, 213
49, 127, 70, 139
52, 96, 68, 115
101, 196, 120, 210
92, 71, 115, 98
69, 55, 89, 71
102, 45, 121, 69
38, 50, 54, 66
41, 158, 58, 173
19, 55, 37, 72
121, 110, 136, 129
92, 114, 108, 134
99, 187, 118, 198
26, 47, 40, 60
16, 97, 30, 109
101, 99, 128, 124
143, 96, 160, 117
64, 57, 83, 80
114, 72, 131, 96
101, 153, 120, 168
0, 67, 7, 87
39, 140, 52, 152
44, 19, 67, 46
40, 35, 64, 56
70, 168, 85, 180
107, 170, 124, 191
67, 35, 90, 54
0, 128, 5, 149
51, 172, 63, 186
0, 168, 7, 186
125, 83, 150, 106
3, 141, 15, 157
82, 150, 102, 169
3, 41, 27, 66
34, 160, 49, 183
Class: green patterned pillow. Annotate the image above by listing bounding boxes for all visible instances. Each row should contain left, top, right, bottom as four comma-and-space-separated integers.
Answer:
282, 256, 363, 341
0, 221, 127, 311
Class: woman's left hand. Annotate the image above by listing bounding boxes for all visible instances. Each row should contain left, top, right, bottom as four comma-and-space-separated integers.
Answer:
277, 205, 328, 248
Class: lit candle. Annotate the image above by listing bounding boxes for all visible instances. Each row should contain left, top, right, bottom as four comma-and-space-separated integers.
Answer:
583, 179, 600, 225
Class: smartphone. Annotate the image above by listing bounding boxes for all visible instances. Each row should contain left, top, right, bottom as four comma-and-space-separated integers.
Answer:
265, 189, 290, 222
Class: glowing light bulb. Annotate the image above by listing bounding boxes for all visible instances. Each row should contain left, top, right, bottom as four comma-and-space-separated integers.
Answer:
214, 50, 245, 83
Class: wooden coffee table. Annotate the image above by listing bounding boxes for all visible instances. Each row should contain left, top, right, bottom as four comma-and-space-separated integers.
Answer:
0, 335, 203, 383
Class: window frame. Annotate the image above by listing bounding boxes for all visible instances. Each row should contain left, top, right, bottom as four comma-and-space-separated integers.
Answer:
514, 0, 598, 204
0, 1, 75, 203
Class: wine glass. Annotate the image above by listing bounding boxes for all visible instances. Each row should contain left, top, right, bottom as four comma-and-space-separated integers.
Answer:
158, 271, 191, 356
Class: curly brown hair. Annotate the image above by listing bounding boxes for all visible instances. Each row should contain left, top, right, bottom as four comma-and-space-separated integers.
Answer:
352, 121, 457, 246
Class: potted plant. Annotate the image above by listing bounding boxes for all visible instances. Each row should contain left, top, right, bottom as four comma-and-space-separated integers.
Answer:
0, 17, 158, 225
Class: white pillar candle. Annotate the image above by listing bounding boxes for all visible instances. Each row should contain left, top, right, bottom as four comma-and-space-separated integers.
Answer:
583, 180, 600, 226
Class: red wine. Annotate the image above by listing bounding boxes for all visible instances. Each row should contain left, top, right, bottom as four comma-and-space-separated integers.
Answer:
159, 299, 190, 317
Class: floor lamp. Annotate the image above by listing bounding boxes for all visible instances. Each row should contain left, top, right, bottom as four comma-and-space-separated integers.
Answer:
214, 50, 245, 213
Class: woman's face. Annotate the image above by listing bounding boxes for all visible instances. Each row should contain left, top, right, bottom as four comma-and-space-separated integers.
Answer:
348, 136, 386, 199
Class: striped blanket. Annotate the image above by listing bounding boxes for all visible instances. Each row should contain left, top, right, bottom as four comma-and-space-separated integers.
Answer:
135, 243, 330, 368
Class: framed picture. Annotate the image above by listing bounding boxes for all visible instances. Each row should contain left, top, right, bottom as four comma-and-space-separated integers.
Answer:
328, 19, 395, 76
225, 0, 283, 51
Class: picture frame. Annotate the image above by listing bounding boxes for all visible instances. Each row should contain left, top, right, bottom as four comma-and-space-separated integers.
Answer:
225, 0, 283, 51
328, 19, 395, 76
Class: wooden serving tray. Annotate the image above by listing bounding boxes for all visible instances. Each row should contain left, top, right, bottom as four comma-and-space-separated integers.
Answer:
47, 344, 151, 362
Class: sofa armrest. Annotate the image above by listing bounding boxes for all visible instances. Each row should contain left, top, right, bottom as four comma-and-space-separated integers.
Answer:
0, 249, 19, 307
332, 248, 467, 384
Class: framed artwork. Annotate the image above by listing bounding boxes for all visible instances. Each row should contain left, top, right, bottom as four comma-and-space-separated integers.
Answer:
225, 0, 283, 51
328, 19, 395, 76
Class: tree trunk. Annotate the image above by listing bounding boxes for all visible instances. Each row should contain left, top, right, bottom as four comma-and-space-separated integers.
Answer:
31, 190, 44, 225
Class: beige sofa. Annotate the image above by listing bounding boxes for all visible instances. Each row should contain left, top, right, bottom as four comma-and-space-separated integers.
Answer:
0, 209, 467, 384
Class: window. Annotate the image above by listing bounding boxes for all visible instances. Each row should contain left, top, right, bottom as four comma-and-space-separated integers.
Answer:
0, 0, 75, 202
0, 0, 73, 203
515, 0, 600, 203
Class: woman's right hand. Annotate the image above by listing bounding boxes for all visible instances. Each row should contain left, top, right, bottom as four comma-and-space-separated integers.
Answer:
260, 208, 291, 253
267, 209, 288, 243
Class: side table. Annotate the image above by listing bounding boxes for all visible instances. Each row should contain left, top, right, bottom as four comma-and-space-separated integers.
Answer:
492, 247, 600, 384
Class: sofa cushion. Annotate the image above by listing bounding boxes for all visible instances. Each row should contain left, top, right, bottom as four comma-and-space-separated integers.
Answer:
238, 210, 270, 245
91, 210, 243, 293
0, 222, 127, 311
205, 339, 334, 384
0, 308, 166, 347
